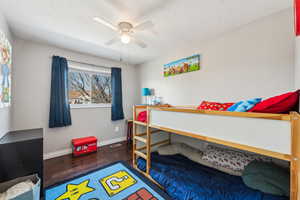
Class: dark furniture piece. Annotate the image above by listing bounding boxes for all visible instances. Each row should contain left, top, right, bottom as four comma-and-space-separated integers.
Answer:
0, 128, 43, 187
126, 120, 133, 145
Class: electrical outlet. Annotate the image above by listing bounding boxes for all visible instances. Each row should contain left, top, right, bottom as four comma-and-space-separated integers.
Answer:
115, 126, 120, 132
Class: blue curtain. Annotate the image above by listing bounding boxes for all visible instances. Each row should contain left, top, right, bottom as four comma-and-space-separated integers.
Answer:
111, 67, 124, 121
49, 56, 72, 128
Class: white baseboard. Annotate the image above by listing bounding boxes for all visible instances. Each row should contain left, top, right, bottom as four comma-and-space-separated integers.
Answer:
44, 148, 72, 160
43, 136, 127, 160
98, 136, 126, 146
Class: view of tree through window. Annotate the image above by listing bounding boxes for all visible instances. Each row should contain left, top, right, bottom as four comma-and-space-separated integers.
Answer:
68, 69, 112, 105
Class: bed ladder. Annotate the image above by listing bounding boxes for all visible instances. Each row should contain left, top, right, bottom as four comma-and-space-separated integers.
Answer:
132, 106, 170, 186
133, 124, 151, 174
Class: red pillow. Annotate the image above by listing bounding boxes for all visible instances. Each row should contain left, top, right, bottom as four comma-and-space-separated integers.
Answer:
249, 90, 299, 113
137, 111, 147, 122
197, 101, 234, 111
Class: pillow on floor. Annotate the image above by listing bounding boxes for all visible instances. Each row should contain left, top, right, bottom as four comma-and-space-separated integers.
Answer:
157, 143, 181, 155
227, 98, 262, 112
195, 157, 244, 176
157, 143, 242, 176
242, 161, 290, 196
157, 143, 203, 156
178, 143, 204, 160
202, 145, 271, 173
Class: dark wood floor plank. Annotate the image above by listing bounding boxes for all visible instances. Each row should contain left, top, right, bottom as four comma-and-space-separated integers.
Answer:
43, 141, 132, 188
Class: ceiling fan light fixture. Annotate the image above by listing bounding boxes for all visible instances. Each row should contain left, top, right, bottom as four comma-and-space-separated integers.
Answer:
94, 17, 149, 48
120, 33, 131, 44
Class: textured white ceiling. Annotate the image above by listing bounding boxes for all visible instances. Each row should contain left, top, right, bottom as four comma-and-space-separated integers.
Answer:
0, 0, 292, 64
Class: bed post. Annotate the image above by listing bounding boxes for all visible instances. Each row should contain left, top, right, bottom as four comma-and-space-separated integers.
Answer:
132, 106, 137, 168
146, 106, 151, 175
291, 112, 300, 200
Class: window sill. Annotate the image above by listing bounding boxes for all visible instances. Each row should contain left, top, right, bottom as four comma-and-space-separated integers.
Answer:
70, 104, 111, 109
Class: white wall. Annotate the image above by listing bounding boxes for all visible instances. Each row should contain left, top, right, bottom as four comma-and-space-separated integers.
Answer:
137, 9, 295, 105
11, 38, 139, 158
0, 12, 12, 139
9, 9, 295, 158
137, 9, 295, 147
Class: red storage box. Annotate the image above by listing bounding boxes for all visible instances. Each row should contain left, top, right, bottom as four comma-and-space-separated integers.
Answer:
72, 136, 98, 156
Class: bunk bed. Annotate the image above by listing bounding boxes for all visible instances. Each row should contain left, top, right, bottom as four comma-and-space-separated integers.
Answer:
132, 105, 300, 200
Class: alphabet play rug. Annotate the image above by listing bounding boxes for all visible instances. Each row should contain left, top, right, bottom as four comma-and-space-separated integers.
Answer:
45, 162, 170, 200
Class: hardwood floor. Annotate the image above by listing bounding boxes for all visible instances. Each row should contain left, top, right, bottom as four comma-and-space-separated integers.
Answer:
43, 141, 132, 188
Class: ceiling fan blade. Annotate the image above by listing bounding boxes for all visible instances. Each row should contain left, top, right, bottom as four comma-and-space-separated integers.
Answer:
133, 21, 154, 31
132, 37, 147, 48
105, 37, 119, 46
93, 17, 118, 31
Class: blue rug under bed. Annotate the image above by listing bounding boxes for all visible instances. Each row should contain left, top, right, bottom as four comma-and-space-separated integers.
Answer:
45, 161, 170, 200
137, 152, 288, 200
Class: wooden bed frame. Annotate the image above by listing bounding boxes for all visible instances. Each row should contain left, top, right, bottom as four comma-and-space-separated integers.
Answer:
132, 105, 300, 200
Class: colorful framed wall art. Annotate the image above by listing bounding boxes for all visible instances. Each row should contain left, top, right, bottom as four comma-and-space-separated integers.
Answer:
0, 30, 12, 108
164, 54, 200, 77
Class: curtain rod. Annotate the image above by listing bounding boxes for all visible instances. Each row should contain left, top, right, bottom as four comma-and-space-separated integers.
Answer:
50, 56, 111, 69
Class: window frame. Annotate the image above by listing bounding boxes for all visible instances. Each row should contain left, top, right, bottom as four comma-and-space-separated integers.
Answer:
68, 64, 112, 109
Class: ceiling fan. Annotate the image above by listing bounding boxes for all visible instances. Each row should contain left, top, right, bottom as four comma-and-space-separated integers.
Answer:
93, 17, 154, 48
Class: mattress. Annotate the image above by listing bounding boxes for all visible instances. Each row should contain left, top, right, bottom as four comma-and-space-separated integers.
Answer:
137, 152, 288, 200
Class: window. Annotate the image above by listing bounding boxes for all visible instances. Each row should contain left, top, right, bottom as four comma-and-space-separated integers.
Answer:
68, 66, 111, 108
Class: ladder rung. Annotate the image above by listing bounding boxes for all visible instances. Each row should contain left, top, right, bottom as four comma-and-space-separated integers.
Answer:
134, 136, 147, 143
134, 150, 147, 159
134, 121, 147, 126
136, 139, 170, 151
135, 129, 161, 137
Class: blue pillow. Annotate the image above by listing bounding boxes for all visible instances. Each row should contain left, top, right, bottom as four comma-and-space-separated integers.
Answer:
227, 98, 262, 112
